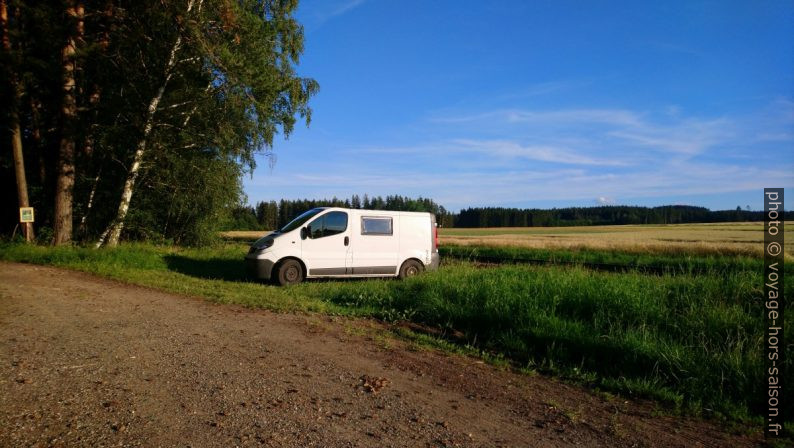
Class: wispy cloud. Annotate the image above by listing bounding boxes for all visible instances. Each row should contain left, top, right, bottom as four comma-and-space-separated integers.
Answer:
248, 160, 793, 210
755, 132, 794, 142
491, 79, 593, 102
608, 117, 730, 155
302, 0, 368, 28
504, 109, 644, 127
346, 139, 627, 166
451, 139, 628, 166
330, 0, 366, 18
430, 106, 735, 158
247, 100, 794, 210
431, 108, 643, 127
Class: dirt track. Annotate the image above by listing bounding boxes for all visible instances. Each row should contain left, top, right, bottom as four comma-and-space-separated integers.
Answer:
0, 262, 761, 447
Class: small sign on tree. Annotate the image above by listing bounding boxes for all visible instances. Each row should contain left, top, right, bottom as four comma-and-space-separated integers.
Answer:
19, 207, 35, 223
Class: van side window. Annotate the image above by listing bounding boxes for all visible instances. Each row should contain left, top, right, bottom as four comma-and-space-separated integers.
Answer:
361, 217, 393, 235
306, 211, 348, 238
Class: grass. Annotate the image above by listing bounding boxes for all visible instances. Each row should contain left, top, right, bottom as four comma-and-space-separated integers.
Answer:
1, 240, 791, 431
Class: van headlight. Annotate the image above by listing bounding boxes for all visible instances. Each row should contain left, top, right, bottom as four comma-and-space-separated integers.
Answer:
249, 237, 274, 253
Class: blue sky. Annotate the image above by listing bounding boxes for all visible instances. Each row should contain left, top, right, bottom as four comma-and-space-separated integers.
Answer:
244, 0, 794, 212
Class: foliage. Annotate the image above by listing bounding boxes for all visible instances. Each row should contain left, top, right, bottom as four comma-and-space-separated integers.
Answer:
0, 0, 317, 244
220, 205, 262, 232
125, 152, 245, 245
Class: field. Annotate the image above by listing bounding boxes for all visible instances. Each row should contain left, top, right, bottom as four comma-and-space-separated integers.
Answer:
3, 222, 793, 430
445, 222, 794, 258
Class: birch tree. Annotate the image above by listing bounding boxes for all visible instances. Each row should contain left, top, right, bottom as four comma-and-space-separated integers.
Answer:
96, 0, 199, 248
97, 0, 317, 247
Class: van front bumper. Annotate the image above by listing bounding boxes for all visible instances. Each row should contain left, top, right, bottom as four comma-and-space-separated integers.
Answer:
245, 255, 275, 280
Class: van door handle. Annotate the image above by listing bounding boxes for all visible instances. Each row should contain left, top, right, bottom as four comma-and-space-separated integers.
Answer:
344, 236, 349, 246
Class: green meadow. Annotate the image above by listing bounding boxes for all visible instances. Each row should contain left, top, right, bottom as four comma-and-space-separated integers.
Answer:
1, 240, 791, 426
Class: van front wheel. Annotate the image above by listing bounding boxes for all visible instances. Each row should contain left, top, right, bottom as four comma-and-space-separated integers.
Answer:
398, 260, 423, 279
276, 259, 304, 286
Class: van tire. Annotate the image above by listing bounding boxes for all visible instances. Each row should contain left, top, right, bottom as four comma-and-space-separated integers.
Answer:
276, 259, 304, 286
398, 259, 423, 279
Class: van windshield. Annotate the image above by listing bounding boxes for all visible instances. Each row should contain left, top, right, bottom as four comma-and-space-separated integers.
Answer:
279, 208, 325, 233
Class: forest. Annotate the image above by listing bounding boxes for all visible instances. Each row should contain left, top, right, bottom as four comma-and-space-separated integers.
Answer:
1, 0, 317, 246
228, 194, 453, 230
451, 204, 790, 227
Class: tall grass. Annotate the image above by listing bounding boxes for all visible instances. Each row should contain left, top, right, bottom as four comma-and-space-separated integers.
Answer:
1, 242, 790, 423
319, 262, 790, 420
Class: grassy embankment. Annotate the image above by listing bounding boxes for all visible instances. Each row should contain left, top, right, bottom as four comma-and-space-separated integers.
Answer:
1, 235, 791, 428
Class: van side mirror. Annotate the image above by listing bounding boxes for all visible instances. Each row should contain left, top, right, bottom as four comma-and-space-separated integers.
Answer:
300, 227, 308, 239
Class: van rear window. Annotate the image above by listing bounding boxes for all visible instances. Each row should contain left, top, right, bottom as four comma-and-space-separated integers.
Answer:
361, 217, 393, 235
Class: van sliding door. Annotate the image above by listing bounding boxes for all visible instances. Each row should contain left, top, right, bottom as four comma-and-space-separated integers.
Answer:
351, 215, 399, 275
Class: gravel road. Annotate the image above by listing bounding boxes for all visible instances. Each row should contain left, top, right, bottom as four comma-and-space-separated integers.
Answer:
0, 262, 760, 447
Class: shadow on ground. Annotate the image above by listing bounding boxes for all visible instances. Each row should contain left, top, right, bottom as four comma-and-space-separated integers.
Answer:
164, 255, 252, 282
164, 255, 400, 285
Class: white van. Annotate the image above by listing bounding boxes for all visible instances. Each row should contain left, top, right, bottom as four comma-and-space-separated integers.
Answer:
245, 207, 440, 285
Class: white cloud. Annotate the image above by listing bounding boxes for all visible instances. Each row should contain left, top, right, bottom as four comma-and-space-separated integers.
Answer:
595, 196, 616, 205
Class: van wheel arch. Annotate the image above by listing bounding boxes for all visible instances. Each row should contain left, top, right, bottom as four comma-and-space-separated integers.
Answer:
272, 257, 307, 285
398, 258, 424, 279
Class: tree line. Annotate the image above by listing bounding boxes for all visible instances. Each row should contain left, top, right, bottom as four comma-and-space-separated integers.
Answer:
1, 0, 317, 246
224, 195, 455, 230
225, 198, 785, 231
454, 205, 790, 227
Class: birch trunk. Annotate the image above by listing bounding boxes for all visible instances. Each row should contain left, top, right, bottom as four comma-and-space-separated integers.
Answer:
78, 167, 101, 235
98, 0, 197, 248
1, 0, 33, 242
